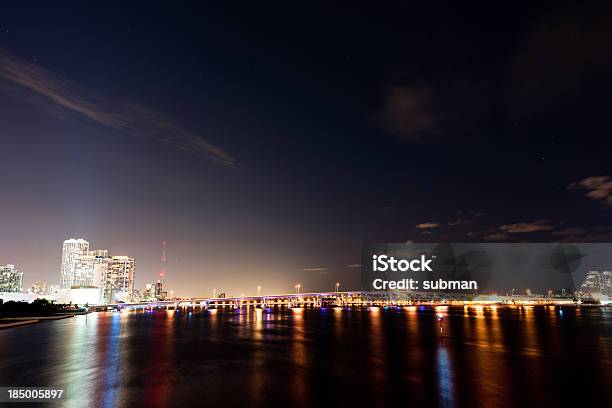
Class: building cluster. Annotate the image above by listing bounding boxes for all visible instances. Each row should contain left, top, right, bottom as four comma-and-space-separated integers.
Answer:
58, 238, 135, 305
506, 287, 571, 298
1, 237, 173, 306
579, 271, 612, 300
132, 280, 168, 302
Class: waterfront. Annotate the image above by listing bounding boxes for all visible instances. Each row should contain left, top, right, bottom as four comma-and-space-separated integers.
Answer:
0, 306, 610, 407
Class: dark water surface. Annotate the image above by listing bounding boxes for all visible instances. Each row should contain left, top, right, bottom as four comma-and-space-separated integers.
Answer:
0, 305, 610, 407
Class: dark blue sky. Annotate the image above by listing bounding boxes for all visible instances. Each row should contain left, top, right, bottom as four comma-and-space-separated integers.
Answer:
1, 2, 611, 296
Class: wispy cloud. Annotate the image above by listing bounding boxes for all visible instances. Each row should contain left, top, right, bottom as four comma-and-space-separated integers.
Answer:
484, 232, 510, 241
482, 219, 555, 240
551, 227, 587, 236
499, 219, 555, 233
0, 48, 238, 168
473, 221, 612, 242
301, 267, 328, 274
381, 84, 437, 137
380, 80, 482, 140
568, 176, 612, 205
552, 226, 612, 241
447, 219, 472, 227
416, 212, 480, 233
416, 222, 441, 229
347, 264, 361, 268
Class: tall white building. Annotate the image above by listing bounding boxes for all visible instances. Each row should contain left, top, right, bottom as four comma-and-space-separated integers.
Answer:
0, 264, 23, 293
102, 256, 135, 303
60, 238, 90, 288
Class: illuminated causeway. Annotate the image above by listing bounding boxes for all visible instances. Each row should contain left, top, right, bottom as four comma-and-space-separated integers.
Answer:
92, 291, 581, 311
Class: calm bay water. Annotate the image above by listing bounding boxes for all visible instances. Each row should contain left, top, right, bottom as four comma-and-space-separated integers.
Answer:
0, 305, 610, 407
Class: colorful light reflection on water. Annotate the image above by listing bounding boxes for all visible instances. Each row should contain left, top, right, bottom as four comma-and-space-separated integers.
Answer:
0, 306, 609, 407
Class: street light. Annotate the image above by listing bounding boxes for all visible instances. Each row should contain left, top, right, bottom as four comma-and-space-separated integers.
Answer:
213, 288, 217, 298
257, 285, 261, 296
336, 282, 340, 293
296, 284, 301, 294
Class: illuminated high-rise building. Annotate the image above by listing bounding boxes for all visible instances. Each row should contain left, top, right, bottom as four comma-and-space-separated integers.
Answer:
580, 271, 612, 296
73, 254, 95, 287
143, 283, 156, 301
73, 249, 109, 287
60, 238, 89, 288
155, 280, 164, 300
102, 256, 135, 303
92, 255, 108, 288
0, 264, 23, 293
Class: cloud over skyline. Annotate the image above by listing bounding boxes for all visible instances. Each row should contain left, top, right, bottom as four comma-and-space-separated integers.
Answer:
482, 220, 556, 241
0, 48, 238, 168
416, 222, 441, 229
381, 85, 437, 137
484, 233, 510, 241
301, 267, 328, 274
448, 219, 472, 227
568, 176, 612, 206
499, 220, 555, 234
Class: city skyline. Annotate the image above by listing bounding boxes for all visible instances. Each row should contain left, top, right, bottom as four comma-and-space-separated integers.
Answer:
3, 236, 612, 302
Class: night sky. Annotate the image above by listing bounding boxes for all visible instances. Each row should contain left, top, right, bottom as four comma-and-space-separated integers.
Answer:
1, 2, 611, 296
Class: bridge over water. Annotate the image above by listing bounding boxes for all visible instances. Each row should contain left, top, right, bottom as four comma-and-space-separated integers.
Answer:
91, 291, 575, 311
97, 291, 363, 310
